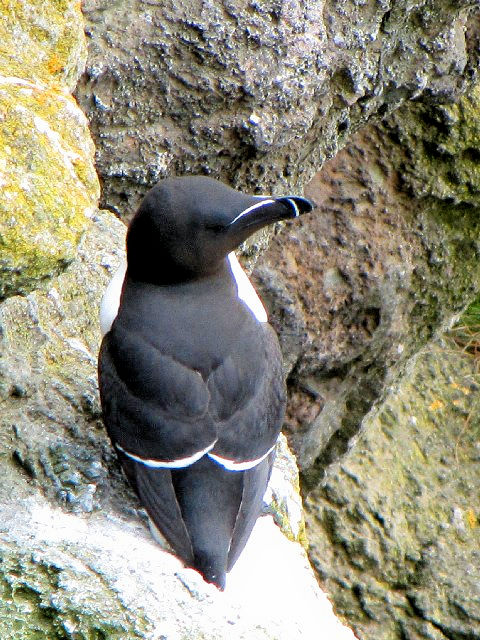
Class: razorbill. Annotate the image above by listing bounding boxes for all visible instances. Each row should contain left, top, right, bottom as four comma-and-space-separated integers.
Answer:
98, 176, 314, 589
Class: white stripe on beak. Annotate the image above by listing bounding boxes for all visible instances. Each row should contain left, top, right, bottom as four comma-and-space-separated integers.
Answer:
285, 198, 299, 217
229, 199, 275, 226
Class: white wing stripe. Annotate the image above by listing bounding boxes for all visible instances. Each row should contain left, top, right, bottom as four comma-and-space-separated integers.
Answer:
208, 443, 276, 471
115, 442, 216, 469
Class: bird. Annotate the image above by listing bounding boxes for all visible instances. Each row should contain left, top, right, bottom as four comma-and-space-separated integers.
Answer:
98, 176, 314, 589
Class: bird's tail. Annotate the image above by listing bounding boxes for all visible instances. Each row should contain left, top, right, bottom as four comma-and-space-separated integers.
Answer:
118, 450, 274, 590
170, 455, 244, 590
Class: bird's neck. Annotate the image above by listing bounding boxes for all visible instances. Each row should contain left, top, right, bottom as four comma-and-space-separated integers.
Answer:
125, 257, 234, 293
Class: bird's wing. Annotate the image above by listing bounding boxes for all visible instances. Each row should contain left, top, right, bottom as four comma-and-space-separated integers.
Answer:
227, 450, 275, 571
98, 322, 217, 464
207, 322, 286, 466
98, 314, 285, 587
120, 450, 275, 587
116, 448, 194, 564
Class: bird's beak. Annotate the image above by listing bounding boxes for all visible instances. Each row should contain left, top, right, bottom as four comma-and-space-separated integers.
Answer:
227, 195, 315, 241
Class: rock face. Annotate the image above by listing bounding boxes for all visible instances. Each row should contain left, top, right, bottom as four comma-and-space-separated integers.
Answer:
0, 496, 350, 640
252, 88, 480, 637
0, 2, 349, 637
0, 212, 355, 639
0, 0, 99, 300
76, 0, 479, 215
3, 0, 480, 638
254, 86, 480, 480
305, 341, 480, 640
0, 0, 87, 90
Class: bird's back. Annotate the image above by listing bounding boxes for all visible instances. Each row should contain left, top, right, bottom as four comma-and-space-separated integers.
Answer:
98, 265, 286, 588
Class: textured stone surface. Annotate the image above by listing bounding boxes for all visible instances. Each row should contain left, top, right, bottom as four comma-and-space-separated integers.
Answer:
76, 0, 480, 216
0, 212, 355, 639
0, 0, 87, 90
388, 82, 480, 204
0, 497, 353, 640
3, 1, 480, 636
253, 85, 480, 479
0, 0, 99, 300
0, 80, 99, 299
250, 85, 480, 637
305, 341, 480, 640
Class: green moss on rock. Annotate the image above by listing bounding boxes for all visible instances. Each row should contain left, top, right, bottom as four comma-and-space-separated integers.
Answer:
386, 83, 480, 204
0, 540, 147, 639
0, 81, 99, 299
264, 435, 308, 549
0, 0, 86, 91
306, 343, 480, 639
0, 0, 99, 300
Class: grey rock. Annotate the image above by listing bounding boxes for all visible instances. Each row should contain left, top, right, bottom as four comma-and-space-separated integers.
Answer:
250, 89, 480, 637
305, 341, 480, 640
76, 0, 480, 216
253, 92, 480, 480
0, 212, 355, 639
0, 493, 355, 640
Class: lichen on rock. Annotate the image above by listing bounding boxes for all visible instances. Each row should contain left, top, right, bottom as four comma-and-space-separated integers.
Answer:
0, 79, 99, 299
0, 0, 99, 301
305, 341, 480, 639
0, 0, 87, 91
387, 82, 480, 204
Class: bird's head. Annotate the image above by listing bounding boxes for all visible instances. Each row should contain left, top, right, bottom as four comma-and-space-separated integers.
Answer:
126, 176, 315, 284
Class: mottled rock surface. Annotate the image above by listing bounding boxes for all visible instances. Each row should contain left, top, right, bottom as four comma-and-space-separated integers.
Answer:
0, 496, 352, 640
0, 0, 87, 90
250, 77, 480, 640
0, 0, 99, 300
305, 341, 480, 640
0, 212, 355, 639
76, 0, 479, 215
254, 85, 480, 480
3, 0, 480, 637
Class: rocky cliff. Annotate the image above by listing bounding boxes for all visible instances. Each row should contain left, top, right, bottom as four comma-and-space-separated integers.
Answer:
76, 0, 479, 215
0, 1, 355, 637
2, 0, 480, 638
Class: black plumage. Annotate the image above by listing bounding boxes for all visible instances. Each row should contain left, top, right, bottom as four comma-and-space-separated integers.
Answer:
98, 176, 314, 589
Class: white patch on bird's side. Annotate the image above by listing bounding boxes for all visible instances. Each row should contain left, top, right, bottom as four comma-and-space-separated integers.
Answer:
100, 259, 127, 336
229, 199, 275, 226
208, 443, 276, 471
115, 441, 216, 469
227, 253, 268, 323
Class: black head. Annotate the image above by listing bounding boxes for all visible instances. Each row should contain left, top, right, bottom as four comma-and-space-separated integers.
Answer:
126, 176, 314, 284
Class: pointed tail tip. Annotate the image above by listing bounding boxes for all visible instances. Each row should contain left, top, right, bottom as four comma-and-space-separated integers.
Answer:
200, 567, 226, 591
194, 559, 227, 591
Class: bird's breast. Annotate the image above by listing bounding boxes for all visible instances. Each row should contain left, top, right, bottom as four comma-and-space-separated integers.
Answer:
100, 254, 268, 339
115, 273, 259, 377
